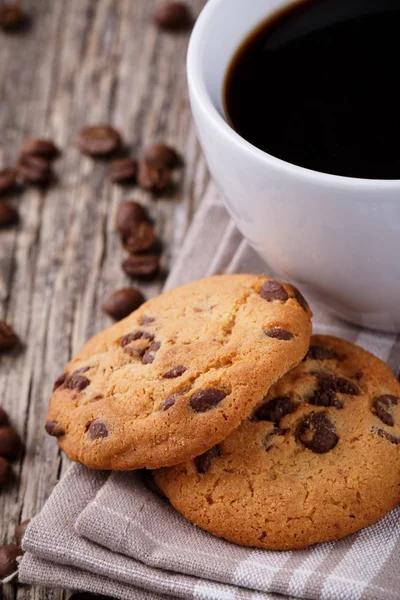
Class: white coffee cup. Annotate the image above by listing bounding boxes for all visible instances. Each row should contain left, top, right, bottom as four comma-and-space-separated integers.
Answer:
187, 0, 400, 332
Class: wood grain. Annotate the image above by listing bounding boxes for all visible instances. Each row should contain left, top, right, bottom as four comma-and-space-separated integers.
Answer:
0, 1, 208, 598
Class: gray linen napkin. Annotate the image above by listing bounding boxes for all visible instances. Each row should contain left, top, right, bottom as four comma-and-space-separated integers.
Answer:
20, 183, 400, 600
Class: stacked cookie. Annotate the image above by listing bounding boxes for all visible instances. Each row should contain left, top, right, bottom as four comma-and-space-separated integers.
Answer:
45, 275, 400, 550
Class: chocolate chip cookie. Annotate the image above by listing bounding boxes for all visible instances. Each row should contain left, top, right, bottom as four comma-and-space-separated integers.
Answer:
45, 275, 311, 470
155, 335, 400, 550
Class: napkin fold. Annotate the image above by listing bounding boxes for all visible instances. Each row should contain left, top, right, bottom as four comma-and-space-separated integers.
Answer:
20, 183, 400, 600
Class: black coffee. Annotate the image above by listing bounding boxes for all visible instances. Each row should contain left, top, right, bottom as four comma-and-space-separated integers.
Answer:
224, 0, 400, 179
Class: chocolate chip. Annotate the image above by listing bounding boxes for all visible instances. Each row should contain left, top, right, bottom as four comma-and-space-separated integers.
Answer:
154, 2, 192, 30
77, 125, 121, 157
190, 388, 226, 412
0, 168, 17, 194
115, 200, 149, 236
195, 445, 220, 473
354, 371, 363, 380
161, 394, 178, 411
292, 285, 309, 311
139, 315, 155, 325
0, 544, 21, 579
0, 408, 9, 426
372, 426, 400, 445
64, 374, 90, 391
265, 427, 287, 451
120, 330, 154, 346
15, 519, 30, 548
109, 157, 137, 184
0, 4, 26, 30
255, 396, 294, 423
0, 426, 21, 460
141, 470, 166, 498
296, 412, 338, 453
0, 201, 18, 228
0, 457, 12, 487
142, 341, 161, 364
137, 162, 171, 192
163, 365, 186, 379
122, 254, 160, 279
45, 421, 65, 437
102, 288, 145, 321
19, 138, 59, 160
306, 345, 339, 360
53, 373, 67, 390
309, 386, 343, 409
0, 321, 19, 352
309, 375, 359, 408
260, 280, 289, 302
372, 395, 399, 427
123, 345, 146, 358
16, 155, 52, 185
87, 420, 108, 440
121, 220, 156, 253
143, 144, 180, 168
263, 327, 293, 341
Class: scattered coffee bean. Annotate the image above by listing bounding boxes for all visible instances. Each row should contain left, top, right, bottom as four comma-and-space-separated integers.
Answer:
45, 421, 65, 437
0, 321, 19, 352
0, 457, 12, 487
102, 288, 145, 321
263, 327, 293, 341
264, 427, 287, 451
0, 426, 22, 460
292, 285, 309, 311
142, 341, 160, 364
0, 4, 26, 31
120, 330, 154, 347
196, 446, 220, 473
109, 157, 137, 184
122, 254, 159, 278
305, 345, 339, 360
87, 420, 108, 440
190, 388, 227, 412
121, 220, 156, 253
137, 162, 171, 192
154, 2, 192, 30
143, 143, 180, 169
371, 426, 400, 445
64, 374, 90, 391
19, 138, 59, 160
0, 169, 17, 195
161, 394, 178, 411
14, 519, 30, 548
0, 544, 21, 579
116, 200, 149, 236
77, 125, 121, 157
0, 408, 8, 426
0, 201, 18, 228
255, 396, 294, 423
163, 365, 186, 379
372, 394, 399, 427
296, 411, 338, 453
16, 155, 52, 185
260, 280, 288, 302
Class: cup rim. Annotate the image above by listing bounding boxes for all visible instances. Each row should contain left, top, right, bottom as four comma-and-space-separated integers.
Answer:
187, 0, 400, 190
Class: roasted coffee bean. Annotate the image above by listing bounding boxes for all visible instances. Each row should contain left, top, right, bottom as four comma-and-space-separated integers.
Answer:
0, 408, 8, 426
109, 157, 137, 184
372, 426, 400, 445
115, 200, 148, 235
154, 2, 192, 30
120, 330, 154, 346
121, 220, 156, 253
292, 285, 309, 311
45, 421, 65, 437
306, 345, 339, 361
372, 394, 399, 427
0, 321, 19, 352
263, 327, 293, 341
16, 155, 52, 185
137, 162, 171, 192
296, 412, 338, 453
77, 125, 121, 157
0, 201, 18, 228
0, 457, 12, 487
19, 138, 59, 160
142, 341, 161, 364
0, 427, 22, 460
15, 519, 30, 548
196, 446, 220, 473
0, 544, 21, 579
87, 420, 108, 440
260, 280, 288, 302
102, 288, 145, 321
264, 427, 287, 451
143, 143, 180, 169
0, 4, 26, 30
0, 169, 17, 194
122, 254, 159, 278
255, 396, 294, 423
161, 394, 178, 411
190, 388, 227, 412
163, 365, 186, 379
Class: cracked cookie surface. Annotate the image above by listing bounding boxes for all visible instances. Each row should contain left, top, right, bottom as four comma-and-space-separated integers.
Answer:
45, 274, 312, 469
155, 335, 400, 549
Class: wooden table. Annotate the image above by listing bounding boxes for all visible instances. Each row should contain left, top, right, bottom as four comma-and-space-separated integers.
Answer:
0, 1, 208, 598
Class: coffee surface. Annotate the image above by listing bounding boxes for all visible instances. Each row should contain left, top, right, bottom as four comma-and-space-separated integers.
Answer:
224, 0, 400, 179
